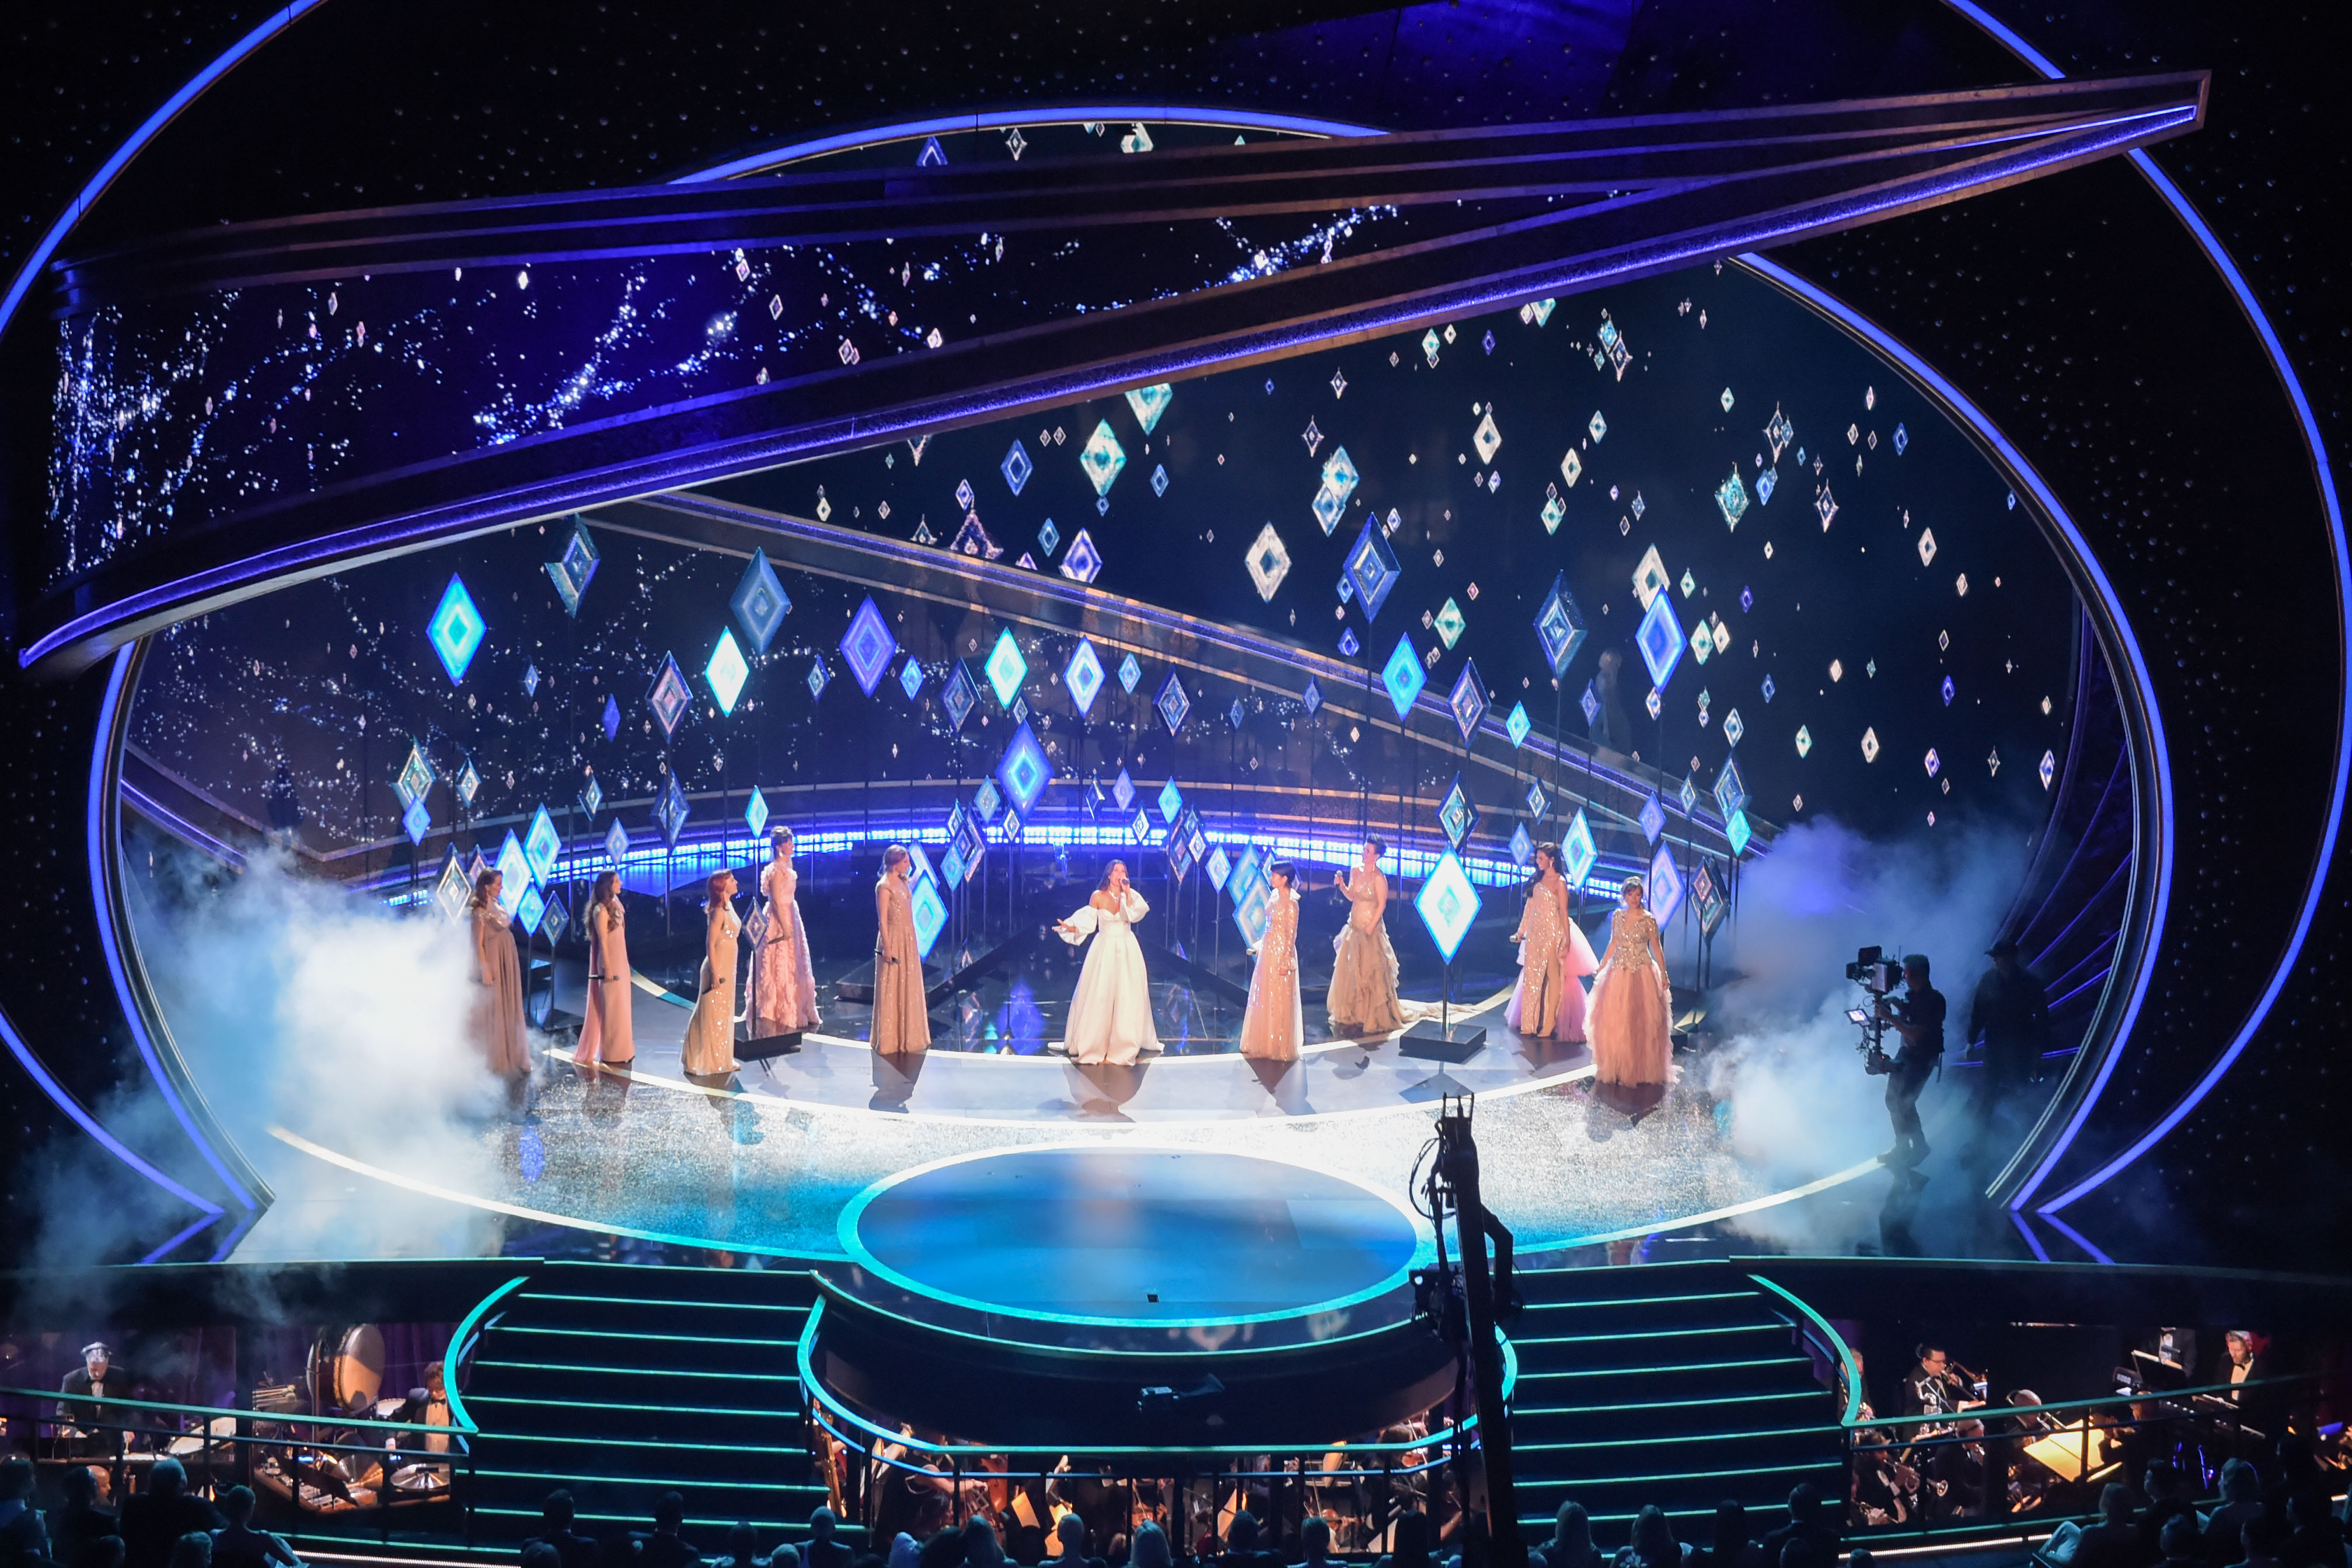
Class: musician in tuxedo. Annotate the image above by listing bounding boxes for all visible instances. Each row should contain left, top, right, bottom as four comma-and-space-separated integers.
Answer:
58, 1343, 138, 1455
1897, 1345, 1962, 1438
2218, 1331, 2264, 1399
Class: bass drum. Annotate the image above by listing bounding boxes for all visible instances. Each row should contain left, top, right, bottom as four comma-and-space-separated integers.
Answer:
306, 1325, 386, 1415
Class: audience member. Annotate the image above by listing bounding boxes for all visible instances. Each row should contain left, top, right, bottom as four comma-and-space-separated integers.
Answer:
121, 1462, 224, 1568
1757, 1487, 1838, 1568
2072, 1484, 2144, 1568
1614, 1508, 1681, 1568
1056, 1514, 1105, 1568
92, 1540, 130, 1568
2233, 1518, 2288, 1568
1218, 1514, 1275, 1568
2278, 1494, 2345, 1568
2160, 1517, 2205, 1568
2206, 1463, 2265, 1566
526, 1492, 602, 1568
805, 1512, 853, 1568
2, 1459, 51, 1567
1297, 1518, 1334, 1568
1847, 1553, 1872, 1568
631, 1493, 700, 1568
46, 1467, 120, 1568
2142, 1464, 2200, 1559
526, 1545, 562, 1568
914, 1533, 966, 1568
714, 1525, 765, 1568
166, 1534, 214, 1568
962, 1518, 1004, 1568
1376, 1511, 1433, 1568
1126, 1525, 1170, 1568
207, 1489, 299, 1568
1535, 1503, 1603, 1568
885, 1535, 917, 1568
1690, 1503, 1761, 1568
772, 1548, 801, 1568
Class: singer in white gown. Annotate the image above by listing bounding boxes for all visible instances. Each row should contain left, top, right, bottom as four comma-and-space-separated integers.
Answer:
1053, 860, 1161, 1065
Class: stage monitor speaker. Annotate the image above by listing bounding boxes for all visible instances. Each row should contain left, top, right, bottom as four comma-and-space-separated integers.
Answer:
1400, 1021, 1487, 1062
738, 1030, 804, 1061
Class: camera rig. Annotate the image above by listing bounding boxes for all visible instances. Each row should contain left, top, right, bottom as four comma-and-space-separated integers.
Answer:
1845, 944, 1901, 1073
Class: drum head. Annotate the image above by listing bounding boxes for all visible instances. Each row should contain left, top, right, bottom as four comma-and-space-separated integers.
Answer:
333, 1325, 385, 1409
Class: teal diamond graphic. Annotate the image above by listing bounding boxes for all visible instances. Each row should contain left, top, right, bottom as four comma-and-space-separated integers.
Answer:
1125, 383, 1174, 434
985, 628, 1028, 708
731, 548, 791, 654
745, 787, 770, 837
428, 575, 486, 684
1414, 851, 1481, 963
1436, 774, 1478, 848
1065, 640, 1105, 717
1562, 809, 1597, 886
523, 805, 561, 886
605, 818, 630, 864
1381, 635, 1426, 719
706, 629, 750, 715
395, 744, 434, 811
1079, 420, 1127, 496
1505, 702, 1531, 749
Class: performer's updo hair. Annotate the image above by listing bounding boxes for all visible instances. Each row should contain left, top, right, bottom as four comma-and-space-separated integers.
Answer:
771, 823, 794, 844
880, 844, 910, 874
1526, 842, 1563, 894
1365, 836, 1387, 858
1621, 875, 1645, 897
1268, 860, 1296, 886
704, 868, 734, 906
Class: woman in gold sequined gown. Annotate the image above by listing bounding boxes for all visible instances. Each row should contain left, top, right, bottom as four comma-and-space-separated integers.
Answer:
1586, 875, 1673, 1087
1327, 838, 1407, 1036
1239, 861, 1304, 1061
1506, 844, 1599, 1042
681, 868, 743, 1075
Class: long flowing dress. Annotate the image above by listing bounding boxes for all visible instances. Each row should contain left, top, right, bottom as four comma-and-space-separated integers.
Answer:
1327, 869, 1407, 1035
1586, 907, 1673, 1086
470, 902, 531, 1078
1505, 876, 1600, 1042
573, 900, 636, 1066
681, 903, 743, 1075
1056, 889, 1160, 1064
870, 875, 932, 1054
752, 859, 821, 1036
1240, 888, 1304, 1061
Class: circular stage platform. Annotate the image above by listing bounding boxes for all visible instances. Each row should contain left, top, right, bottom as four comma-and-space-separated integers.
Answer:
840, 1146, 1431, 1326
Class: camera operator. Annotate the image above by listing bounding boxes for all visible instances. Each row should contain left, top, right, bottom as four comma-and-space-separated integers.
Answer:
1872, 954, 1945, 1173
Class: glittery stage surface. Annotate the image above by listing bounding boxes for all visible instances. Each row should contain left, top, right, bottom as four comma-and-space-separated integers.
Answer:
243, 974, 1886, 1266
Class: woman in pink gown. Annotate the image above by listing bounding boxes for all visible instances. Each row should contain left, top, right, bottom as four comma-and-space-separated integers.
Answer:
1586, 875, 1673, 1087
1327, 838, 1407, 1035
467, 870, 531, 1080
1505, 843, 1599, 1042
573, 870, 635, 1067
870, 846, 932, 1055
1239, 861, 1304, 1061
752, 826, 821, 1038
681, 869, 743, 1076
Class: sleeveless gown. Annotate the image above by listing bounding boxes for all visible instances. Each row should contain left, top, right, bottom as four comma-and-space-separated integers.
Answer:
1505, 876, 1599, 1042
681, 903, 743, 1075
1327, 870, 1407, 1034
573, 901, 635, 1065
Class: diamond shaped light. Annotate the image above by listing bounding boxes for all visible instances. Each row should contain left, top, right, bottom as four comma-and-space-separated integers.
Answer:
1635, 591, 1686, 689
745, 786, 770, 837
985, 628, 1028, 708
1126, 383, 1174, 434
1526, 779, 1548, 819
1796, 725, 1813, 757
1322, 445, 1360, 505
1646, 843, 1684, 926
995, 723, 1054, 817
1449, 661, 1488, 743
1415, 851, 1482, 965
1472, 411, 1502, 465
1726, 809, 1753, 857
1113, 769, 1136, 812
428, 574, 486, 684
1156, 671, 1191, 735
1562, 808, 1598, 887
1536, 572, 1589, 676
1060, 528, 1105, 583
655, 776, 690, 847
1118, 652, 1142, 694
1234, 876, 1273, 948
515, 884, 547, 937
1382, 635, 1427, 719
433, 851, 471, 921
604, 818, 630, 865
523, 805, 562, 886
494, 830, 532, 910
839, 596, 898, 697
1509, 824, 1534, 868
943, 662, 978, 729
1001, 438, 1035, 495
1715, 468, 1750, 530
706, 629, 751, 715
402, 797, 431, 846
1311, 481, 1348, 536
1714, 757, 1750, 818
1157, 777, 1184, 826
1437, 774, 1478, 848
1065, 639, 1105, 717
899, 655, 925, 702
1506, 702, 1531, 749
975, 777, 1003, 823
1245, 523, 1292, 600
1079, 420, 1127, 496
1862, 727, 1881, 763
1632, 544, 1669, 608
647, 654, 692, 739
731, 548, 792, 654
1434, 598, 1466, 649
1346, 519, 1402, 621
580, 772, 602, 819
396, 743, 434, 811
546, 518, 601, 617
1638, 792, 1666, 845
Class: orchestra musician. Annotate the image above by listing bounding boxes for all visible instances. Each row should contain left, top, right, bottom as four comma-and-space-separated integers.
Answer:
1897, 1344, 1981, 1437
57, 1343, 137, 1456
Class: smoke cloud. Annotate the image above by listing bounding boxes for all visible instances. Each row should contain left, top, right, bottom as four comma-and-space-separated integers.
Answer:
1694, 814, 2035, 1252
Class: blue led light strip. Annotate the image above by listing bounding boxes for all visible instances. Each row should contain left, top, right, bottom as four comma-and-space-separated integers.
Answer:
1739, 252, 2174, 1216
92, 647, 259, 1211
0, 1, 333, 347
1941, 0, 2351, 1216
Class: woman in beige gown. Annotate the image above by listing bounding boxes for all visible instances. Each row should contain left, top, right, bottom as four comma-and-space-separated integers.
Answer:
681, 868, 743, 1075
1586, 875, 1674, 1087
1327, 838, 1406, 1036
870, 846, 931, 1054
1506, 844, 1600, 1042
1239, 861, 1304, 1061
468, 871, 531, 1078
573, 870, 634, 1067
752, 826, 821, 1037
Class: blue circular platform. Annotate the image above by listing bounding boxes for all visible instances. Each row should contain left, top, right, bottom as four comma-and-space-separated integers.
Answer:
839, 1144, 1432, 1327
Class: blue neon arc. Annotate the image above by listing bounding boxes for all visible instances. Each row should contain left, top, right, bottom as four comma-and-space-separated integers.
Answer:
1938, 0, 2349, 1217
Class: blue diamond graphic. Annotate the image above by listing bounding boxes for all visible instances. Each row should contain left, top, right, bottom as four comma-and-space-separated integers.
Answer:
899, 655, 925, 701
495, 830, 532, 908
1638, 792, 1666, 846
580, 774, 603, 818
1526, 779, 1548, 818
1125, 383, 1173, 434
731, 549, 792, 654
745, 787, 770, 837
943, 662, 978, 729
1206, 847, 1233, 892
807, 658, 829, 699
1065, 640, 1105, 717
515, 884, 546, 937
1060, 528, 1104, 584
1001, 439, 1035, 495
1038, 518, 1060, 556
975, 777, 1003, 823
1346, 519, 1402, 621
1635, 592, 1685, 689
1415, 851, 1482, 965
1118, 653, 1142, 693
996, 723, 1054, 817
1758, 468, 1779, 505
523, 806, 562, 886
1158, 777, 1183, 826
1381, 635, 1426, 719
1580, 682, 1600, 725
840, 596, 898, 696
707, 629, 750, 715
428, 575, 486, 684
655, 776, 690, 847
1155, 672, 1191, 735
1311, 481, 1348, 536
1714, 756, 1750, 817
1942, 674, 1956, 706
1536, 572, 1590, 676
1437, 774, 1478, 848
1303, 678, 1322, 716
1726, 808, 1753, 858
1114, 769, 1136, 812
1229, 699, 1246, 730
1562, 809, 1598, 886
1761, 673, 1777, 703
396, 743, 434, 811
1151, 465, 1169, 498
1509, 824, 1534, 868
602, 696, 620, 741
1449, 661, 1488, 743
1647, 843, 1684, 926
402, 796, 431, 846
1340, 628, 1361, 658
647, 654, 692, 738
1679, 773, 1700, 813
1079, 420, 1127, 495
546, 518, 601, 616
985, 628, 1028, 708
523, 663, 540, 699
1234, 876, 1272, 949
1228, 844, 1264, 907
1506, 702, 1531, 749
909, 876, 947, 961
1715, 468, 1751, 529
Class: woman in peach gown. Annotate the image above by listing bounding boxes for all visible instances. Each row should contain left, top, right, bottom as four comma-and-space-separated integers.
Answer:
1239, 861, 1304, 1061
573, 870, 634, 1067
752, 826, 821, 1038
870, 846, 931, 1054
467, 869, 531, 1080
1327, 838, 1406, 1036
1586, 875, 1673, 1087
681, 868, 742, 1075
1506, 844, 1599, 1043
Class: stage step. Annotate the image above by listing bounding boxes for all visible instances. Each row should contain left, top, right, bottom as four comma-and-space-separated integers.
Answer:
459, 1262, 836, 1549
1501, 1264, 1845, 1545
